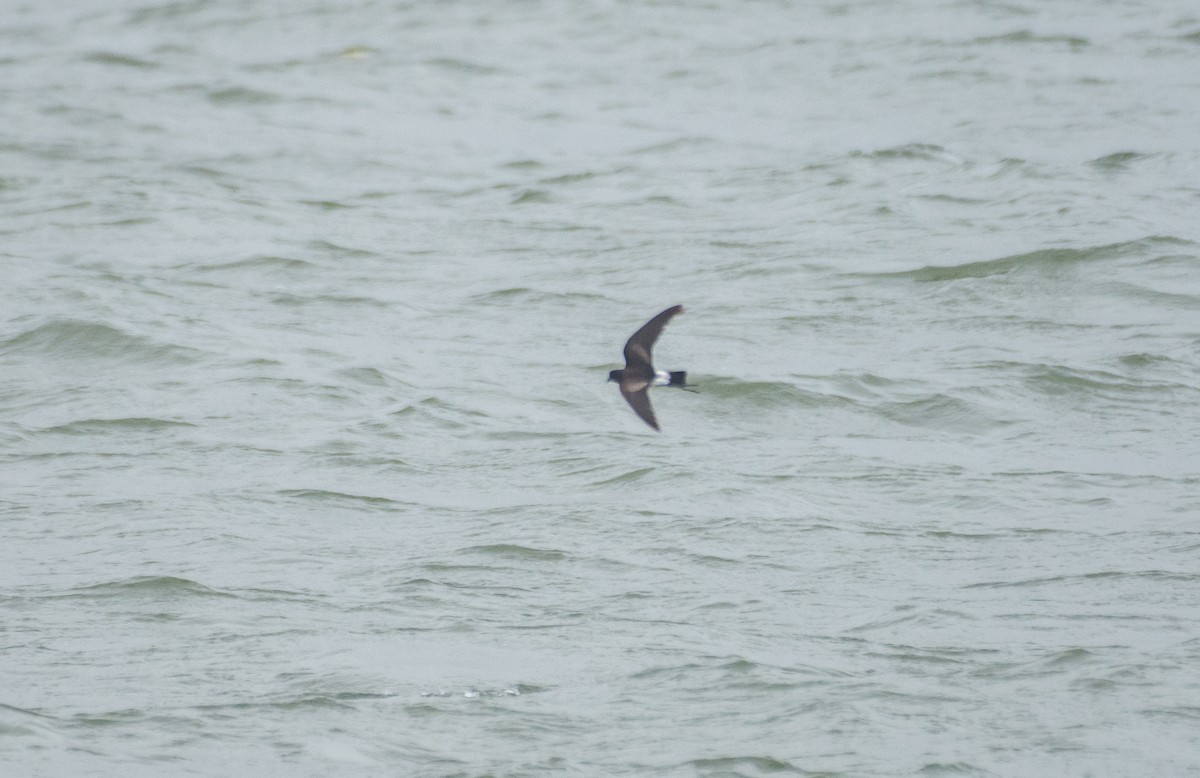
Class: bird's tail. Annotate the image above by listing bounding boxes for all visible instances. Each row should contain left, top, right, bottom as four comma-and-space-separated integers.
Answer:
668, 371, 688, 386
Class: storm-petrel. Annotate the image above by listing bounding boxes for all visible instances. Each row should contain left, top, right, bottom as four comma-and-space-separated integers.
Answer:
607, 304, 689, 431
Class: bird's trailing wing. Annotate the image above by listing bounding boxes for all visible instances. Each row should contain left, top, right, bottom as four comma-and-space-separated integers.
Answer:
619, 385, 659, 431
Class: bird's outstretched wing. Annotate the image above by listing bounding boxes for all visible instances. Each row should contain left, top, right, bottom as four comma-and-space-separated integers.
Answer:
623, 305, 684, 371
619, 385, 659, 430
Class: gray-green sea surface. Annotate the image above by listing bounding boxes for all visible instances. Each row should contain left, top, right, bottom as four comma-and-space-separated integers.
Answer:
3, 1, 1199, 776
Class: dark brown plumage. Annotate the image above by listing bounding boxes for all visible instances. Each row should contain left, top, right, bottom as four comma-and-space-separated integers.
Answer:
607, 305, 686, 430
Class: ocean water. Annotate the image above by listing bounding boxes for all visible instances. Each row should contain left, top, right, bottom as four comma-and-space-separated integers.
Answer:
3, 1, 1200, 775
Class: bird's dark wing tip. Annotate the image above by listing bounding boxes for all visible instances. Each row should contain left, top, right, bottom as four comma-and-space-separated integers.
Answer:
625, 305, 686, 364
620, 386, 660, 431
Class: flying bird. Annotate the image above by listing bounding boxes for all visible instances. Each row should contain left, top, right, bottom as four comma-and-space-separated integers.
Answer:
608, 304, 689, 431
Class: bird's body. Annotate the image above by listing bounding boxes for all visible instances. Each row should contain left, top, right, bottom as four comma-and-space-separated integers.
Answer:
607, 305, 689, 430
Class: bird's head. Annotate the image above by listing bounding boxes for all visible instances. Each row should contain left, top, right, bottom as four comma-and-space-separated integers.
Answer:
607, 369, 622, 383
